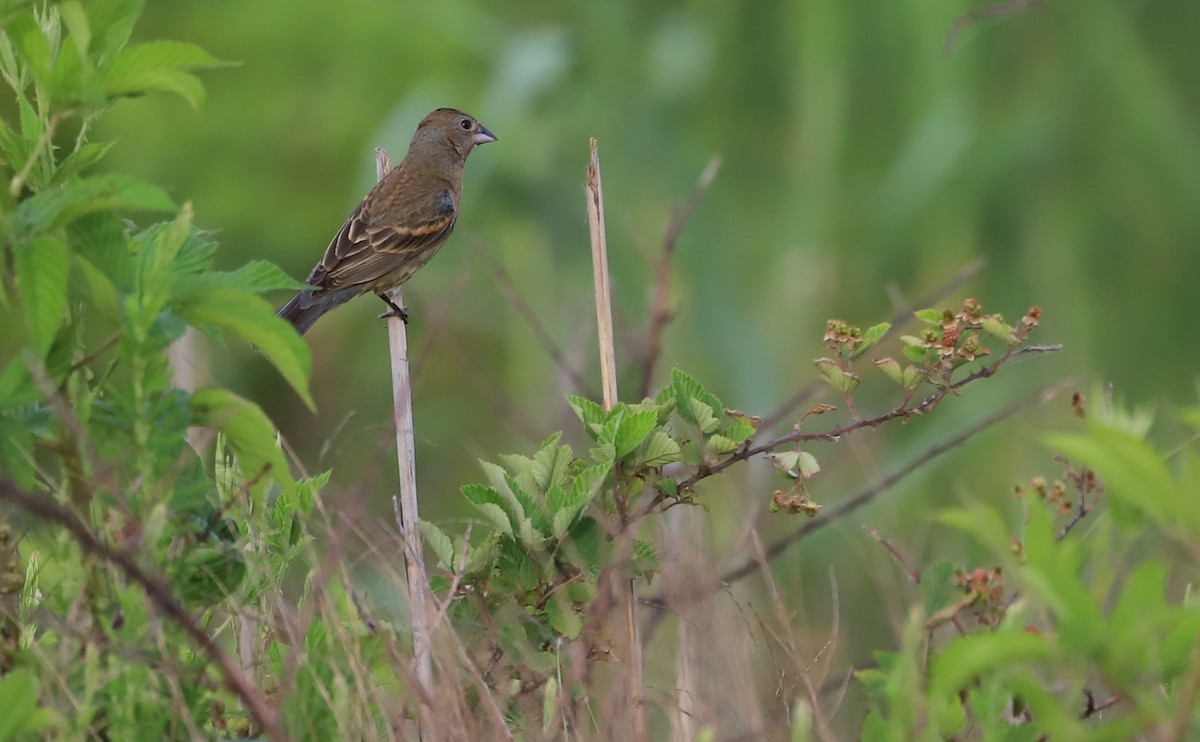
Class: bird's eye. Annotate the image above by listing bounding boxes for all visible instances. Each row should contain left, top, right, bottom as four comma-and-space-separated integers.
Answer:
459, 119, 474, 131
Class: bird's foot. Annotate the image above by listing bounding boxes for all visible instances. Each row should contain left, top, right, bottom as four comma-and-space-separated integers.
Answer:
378, 294, 409, 324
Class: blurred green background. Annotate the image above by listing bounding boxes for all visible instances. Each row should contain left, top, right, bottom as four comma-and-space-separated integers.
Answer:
96, 0, 1199, 729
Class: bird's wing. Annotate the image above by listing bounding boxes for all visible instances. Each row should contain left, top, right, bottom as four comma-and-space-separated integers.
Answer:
306, 188, 457, 291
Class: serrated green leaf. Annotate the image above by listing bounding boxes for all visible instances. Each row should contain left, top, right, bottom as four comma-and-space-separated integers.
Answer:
460, 483, 515, 537
875, 357, 904, 385
565, 517, 604, 577
59, 141, 114, 176
101, 40, 228, 108
685, 396, 720, 433
545, 594, 582, 639
548, 475, 594, 540
17, 173, 174, 233
419, 521, 456, 572
14, 234, 67, 358
87, 0, 143, 61
718, 421, 755, 443
637, 430, 681, 467
504, 473, 545, 535
631, 539, 661, 580
814, 358, 860, 394
568, 394, 607, 438
190, 387, 295, 501
859, 322, 891, 350
614, 408, 657, 460
672, 368, 725, 431
914, 308, 944, 324
175, 287, 314, 410
981, 316, 1014, 342
705, 433, 741, 455
529, 432, 571, 490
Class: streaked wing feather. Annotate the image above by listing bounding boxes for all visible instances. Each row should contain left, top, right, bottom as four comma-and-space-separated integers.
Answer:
307, 189, 456, 290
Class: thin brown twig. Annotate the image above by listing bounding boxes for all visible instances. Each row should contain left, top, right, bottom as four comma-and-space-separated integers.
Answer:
719, 379, 1071, 586
639, 156, 722, 399
758, 258, 987, 432
632, 343, 1060, 528
0, 479, 283, 742
944, 0, 1047, 53
641, 380, 1070, 634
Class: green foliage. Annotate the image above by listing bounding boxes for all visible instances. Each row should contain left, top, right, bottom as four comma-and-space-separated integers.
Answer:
0, 3, 307, 737
862, 398, 1200, 740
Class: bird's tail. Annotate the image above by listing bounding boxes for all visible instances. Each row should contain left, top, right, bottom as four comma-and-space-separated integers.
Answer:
277, 289, 354, 336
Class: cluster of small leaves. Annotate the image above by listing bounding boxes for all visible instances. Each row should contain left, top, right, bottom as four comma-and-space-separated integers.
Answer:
858, 394, 1200, 740
872, 298, 1041, 402
422, 370, 758, 693
0, 3, 322, 738
813, 318, 890, 396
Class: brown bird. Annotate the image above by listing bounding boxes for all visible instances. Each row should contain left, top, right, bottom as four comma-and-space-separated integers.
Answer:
278, 107, 496, 335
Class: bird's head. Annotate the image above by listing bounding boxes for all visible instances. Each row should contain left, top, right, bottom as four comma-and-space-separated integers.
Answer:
414, 108, 497, 161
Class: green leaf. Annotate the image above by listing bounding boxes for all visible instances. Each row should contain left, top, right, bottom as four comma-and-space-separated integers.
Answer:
0, 357, 37, 407
529, 432, 571, 491
813, 358, 860, 394
177, 259, 307, 294
672, 368, 724, 430
87, 0, 143, 61
564, 516, 604, 577
919, 562, 957, 617
460, 483, 515, 538
1046, 423, 1191, 536
705, 433, 741, 455
70, 254, 121, 322
547, 470, 596, 540
0, 668, 59, 738
175, 287, 314, 411
685, 396, 720, 434
101, 40, 228, 108
855, 322, 891, 355
927, 630, 1051, 701
18, 173, 174, 233
614, 408, 658, 460
636, 430, 681, 467
59, 141, 114, 176
568, 394, 607, 438
914, 308, 944, 324
419, 520, 457, 572
6, 15, 52, 81
981, 316, 1014, 342
630, 539, 661, 579
190, 387, 296, 501
14, 234, 67, 358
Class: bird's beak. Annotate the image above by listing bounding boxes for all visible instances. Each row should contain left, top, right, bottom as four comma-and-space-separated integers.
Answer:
473, 124, 497, 146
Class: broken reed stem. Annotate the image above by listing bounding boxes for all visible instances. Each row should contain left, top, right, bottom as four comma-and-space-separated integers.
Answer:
376, 147, 435, 741
585, 138, 647, 742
